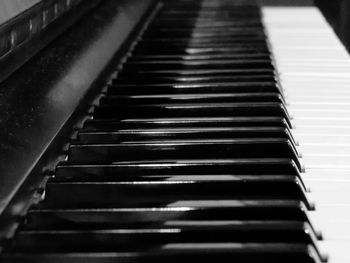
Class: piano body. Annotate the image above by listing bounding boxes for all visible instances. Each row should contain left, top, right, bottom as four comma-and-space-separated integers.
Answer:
0, 0, 349, 262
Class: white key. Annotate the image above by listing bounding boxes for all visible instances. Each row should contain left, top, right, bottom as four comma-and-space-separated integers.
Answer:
263, 6, 350, 263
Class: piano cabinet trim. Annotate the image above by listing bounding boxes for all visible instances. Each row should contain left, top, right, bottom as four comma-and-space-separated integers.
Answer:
0, 0, 158, 242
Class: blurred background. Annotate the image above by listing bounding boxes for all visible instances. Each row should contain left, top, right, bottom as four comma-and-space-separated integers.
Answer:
316, 0, 350, 52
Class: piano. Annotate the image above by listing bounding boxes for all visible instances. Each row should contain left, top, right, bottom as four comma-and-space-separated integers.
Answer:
0, 0, 348, 262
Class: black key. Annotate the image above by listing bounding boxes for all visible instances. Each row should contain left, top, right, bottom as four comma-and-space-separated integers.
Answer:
115, 72, 275, 84
123, 59, 272, 70
99, 93, 284, 105
26, 200, 310, 230
132, 45, 269, 55
92, 103, 290, 128
143, 30, 266, 39
68, 139, 300, 167
11, 222, 317, 253
77, 127, 294, 144
142, 28, 266, 39
133, 40, 267, 48
82, 117, 290, 131
56, 158, 300, 180
134, 43, 270, 54
149, 20, 263, 28
41, 176, 309, 208
116, 68, 273, 77
107, 82, 280, 95
0, 244, 322, 263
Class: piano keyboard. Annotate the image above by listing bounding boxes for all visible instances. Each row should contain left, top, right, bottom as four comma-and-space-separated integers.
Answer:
0, 0, 349, 262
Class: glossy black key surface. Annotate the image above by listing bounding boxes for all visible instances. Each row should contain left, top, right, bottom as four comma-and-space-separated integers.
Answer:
150, 19, 263, 28
93, 103, 290, 122
115, 73, 276, 84
123, 59, 273, 70
77, 127, 294, 144
99, 93, 284, 105
56, 158, 300, 179
41, 176, 308, 208
142, 28, 268, 39
107, 82, 280, 95
26, 200, 309, 230
82, 117, 291, 131
68, 138, 300, 166
1, 244, 322, 263
132, 41, 268, 49
11, 222, 316, 253
117, 68, 274, 77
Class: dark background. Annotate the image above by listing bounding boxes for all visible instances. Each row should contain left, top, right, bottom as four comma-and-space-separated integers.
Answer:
315, 0, 350, 52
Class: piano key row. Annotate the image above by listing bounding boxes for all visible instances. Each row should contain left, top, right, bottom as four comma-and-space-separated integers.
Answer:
263, 6, 350, 263
1, 1, 325, 263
